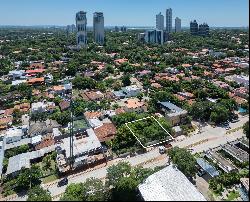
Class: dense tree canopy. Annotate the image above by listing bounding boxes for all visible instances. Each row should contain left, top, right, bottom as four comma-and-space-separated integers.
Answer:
168, 147, 197, 178
27, 186, 52, 201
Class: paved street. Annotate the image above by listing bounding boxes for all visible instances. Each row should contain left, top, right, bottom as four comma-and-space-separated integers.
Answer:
4, 114, 248, 201
172, 114, 249, 154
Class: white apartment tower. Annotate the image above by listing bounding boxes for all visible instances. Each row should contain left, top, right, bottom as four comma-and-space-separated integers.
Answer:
156, 12, 164, 30
175, 17, 181, 32
93, 12, 105, 45
76, 11, 87, 48
166, 8, 172, 33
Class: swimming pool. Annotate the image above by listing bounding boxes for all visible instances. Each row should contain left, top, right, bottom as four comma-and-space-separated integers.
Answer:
238, 107, 247, 113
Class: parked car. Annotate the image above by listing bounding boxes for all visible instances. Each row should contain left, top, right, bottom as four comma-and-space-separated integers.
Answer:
197, 169, 206, 177
159, 146, 166, 154
57, 177, 68, 187
231, 119, 239, 123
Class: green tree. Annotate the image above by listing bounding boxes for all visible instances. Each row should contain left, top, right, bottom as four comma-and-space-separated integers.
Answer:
107, 162, 132, 188
16, 165, 42, 191
60, 183, 84, 201
72, 76, 96, 90
168, 147, 197, 178
42, 155, 52, 171
61, 178, 109, 201
82, 178, 109, 201
15, 83, 32, 99
121, 74, 131, 86
27, 186, 52, 201
112, 176, 139, 201
243, 121, 249, 138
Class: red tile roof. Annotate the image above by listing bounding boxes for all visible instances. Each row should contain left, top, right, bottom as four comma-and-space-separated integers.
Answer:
94, 123, 117, 142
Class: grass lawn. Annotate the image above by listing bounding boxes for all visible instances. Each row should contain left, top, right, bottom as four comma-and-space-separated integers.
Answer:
73, 119, 88, 131
126, 116, 172, 147
42, 174, 59, 184
225, 190, 240, 201
37, 159, 57, 176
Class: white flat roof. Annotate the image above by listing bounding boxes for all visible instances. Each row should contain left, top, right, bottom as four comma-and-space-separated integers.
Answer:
60, 128, 101, 158
138, 165, 206, 201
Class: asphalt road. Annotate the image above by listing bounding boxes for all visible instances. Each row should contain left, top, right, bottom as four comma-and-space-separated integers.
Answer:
4, 114, 248, 201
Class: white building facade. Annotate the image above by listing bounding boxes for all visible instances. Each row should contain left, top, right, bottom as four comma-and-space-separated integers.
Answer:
76, 11, 87, 48
175, 17, 181, 32
156, 12, 164, 30
166, 8, 172, 33
93, 12, 105, 45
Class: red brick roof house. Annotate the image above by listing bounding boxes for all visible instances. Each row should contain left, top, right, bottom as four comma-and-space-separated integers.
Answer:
94, 123, 117, 143
59, 100, 70, 111
27, 77, 45, 85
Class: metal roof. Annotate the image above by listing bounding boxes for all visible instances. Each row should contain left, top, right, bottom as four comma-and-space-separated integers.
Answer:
138, 165, 206, 201
196, 158, 220, 177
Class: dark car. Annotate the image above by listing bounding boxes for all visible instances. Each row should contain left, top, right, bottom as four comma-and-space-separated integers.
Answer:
57, 177, 68, 187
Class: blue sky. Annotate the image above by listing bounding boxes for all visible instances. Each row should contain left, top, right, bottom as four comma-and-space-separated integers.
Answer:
0, 0, 249, 27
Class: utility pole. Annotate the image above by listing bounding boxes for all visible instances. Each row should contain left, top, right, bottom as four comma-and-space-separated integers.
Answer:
69, 93, 74, 169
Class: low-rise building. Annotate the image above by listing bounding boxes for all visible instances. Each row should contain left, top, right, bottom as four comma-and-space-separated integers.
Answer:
56, 128, 102, 170
31, 100, 55, 114
94, 123, 117, 143
233, 75, 249, 88
138, 165, 206, 201
8, 70, 26, 80
113, 85, 141, 99
124, 98, 146, 113
158, 101, 188, 126
239, 178, 249, 201
4, 126, 28, 144
6, 145, 55, 176
27, 77, 45, 85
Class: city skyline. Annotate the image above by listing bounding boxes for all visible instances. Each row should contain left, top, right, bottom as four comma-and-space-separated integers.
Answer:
0, 0, 249, 27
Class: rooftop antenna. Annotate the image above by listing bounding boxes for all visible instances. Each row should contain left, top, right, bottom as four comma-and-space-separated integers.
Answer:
69, 92, 74, 169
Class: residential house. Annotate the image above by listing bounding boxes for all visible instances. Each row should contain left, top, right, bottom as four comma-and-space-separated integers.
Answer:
94, 123, 117, 143
213, 80, 230, 90
0, 116, 13, 130
27, 77, 45, 85
8, 70, 26, 80
4, 126, 28, 144
233, 75, 249, 89
233, 87, 249, 99
113, 85, 141, 99
28, 119, 60, 137
158, 101, 188, 126
31, 100, 55, 114
80, 91, 104, 101
124, 98, 146, 113
114, 58, 128, 65
59, 100, 70, 111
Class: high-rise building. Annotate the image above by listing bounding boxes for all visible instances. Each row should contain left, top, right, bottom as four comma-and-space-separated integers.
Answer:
114, 26, 119, 32
175, 17, 181, 32
121, 26, 127, 32
190, 20, 199, 35
199, 23, 209, 36
166, 8, 172, 33
71, 24, 76, 32
145, 29, 164, 45
138, 33, 146, 43
76, 11, 87, 48
66, 24, 76, 35
156, 12, 164, 30
93, 12, 104, 45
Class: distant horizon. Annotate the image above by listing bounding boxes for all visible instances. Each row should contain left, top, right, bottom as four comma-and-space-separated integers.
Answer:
0, 0, 249, 27
0, 25, 249, 29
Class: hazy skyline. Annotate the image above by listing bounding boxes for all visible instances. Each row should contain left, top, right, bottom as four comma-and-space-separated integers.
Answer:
0, 0, 249, 27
